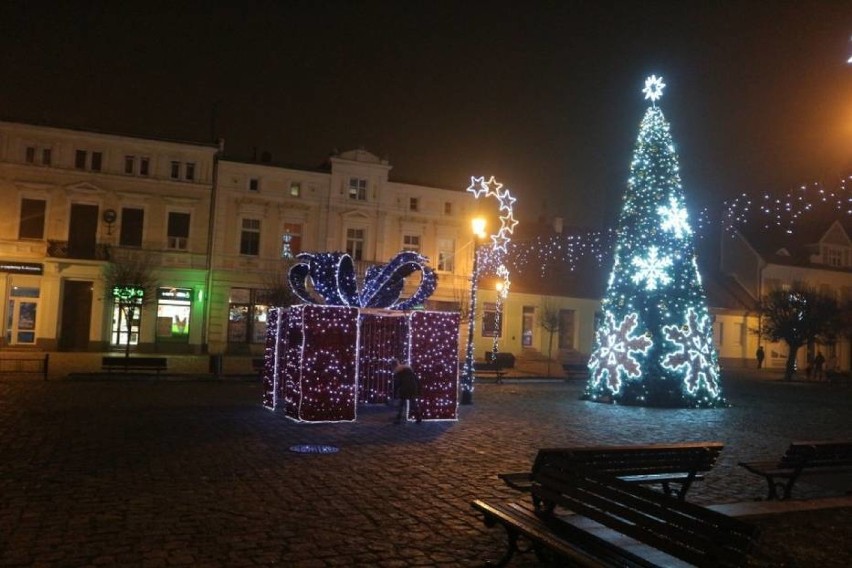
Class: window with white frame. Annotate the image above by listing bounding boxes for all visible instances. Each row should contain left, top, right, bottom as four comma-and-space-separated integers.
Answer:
346, 228, 365, 260
437, 238, 454, 272
290, 182, 301, 197
167, 212, 190, 250
348, 177, 367, 201
402, 234, 421, 253
240, 218, 261, 256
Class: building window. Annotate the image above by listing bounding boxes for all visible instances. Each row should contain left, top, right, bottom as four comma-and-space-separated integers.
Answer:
348, 177, 367, 201
409, 197, 419, 212
824, 246, 844, 267
25, 147, 35, 163
482, 302, 502, 337
240, 218, 261, 255
124, 156, 135, 174
18, 198, 46, 239
290, 182, 301, 197
346, 228, 365, 260
282, 223, 303, 257
402, 234, 421, 253
185, 162, 196, 181
522, 306, 535, 347
139, 157, 150, 176
42, 148, 51, 165
91, 152, 102, 171
170, 161, 181, 179
155, 287, 192, 341
558, 309, 575, 349
249, 178, 259, 191
444, 201, 452, 215
75, 150, 87, 169
437, 238, 454, 272
228, 288, 270, 344
167, 212, 190, 250
119, 207, 144, 247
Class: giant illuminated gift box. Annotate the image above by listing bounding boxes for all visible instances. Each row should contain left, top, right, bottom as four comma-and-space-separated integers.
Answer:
261, 251, 460, 423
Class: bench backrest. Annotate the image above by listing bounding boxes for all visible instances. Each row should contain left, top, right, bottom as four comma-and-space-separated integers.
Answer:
102, 356, 167, 367
531, 442, 724, 478
780, 441, 852, 468
532, 465, 758, 568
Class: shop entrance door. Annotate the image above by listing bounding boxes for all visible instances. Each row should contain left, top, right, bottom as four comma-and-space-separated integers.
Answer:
59, 281, 92, 350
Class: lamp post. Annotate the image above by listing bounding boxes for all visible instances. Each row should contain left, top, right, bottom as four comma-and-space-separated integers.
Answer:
461, 217, 487, 405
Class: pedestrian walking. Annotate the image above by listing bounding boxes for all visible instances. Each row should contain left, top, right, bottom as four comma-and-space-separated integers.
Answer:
756, 346, 765, 369
392, 359, 421, 424
813, 351, 825, 381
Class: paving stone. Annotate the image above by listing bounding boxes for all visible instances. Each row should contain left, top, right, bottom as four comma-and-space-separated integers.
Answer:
0, 372, 849, 566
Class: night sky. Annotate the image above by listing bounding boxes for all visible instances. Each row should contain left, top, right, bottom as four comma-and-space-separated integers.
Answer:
1, 1, 850, 226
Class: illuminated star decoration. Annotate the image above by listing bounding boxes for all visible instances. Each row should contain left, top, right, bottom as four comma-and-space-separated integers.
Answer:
587, 312, 653, 395
662, 308, 721, 397
465, 175, 519, 254
658, 196, 692, 239
642, 74, 666, 105
630, 246, 673, 290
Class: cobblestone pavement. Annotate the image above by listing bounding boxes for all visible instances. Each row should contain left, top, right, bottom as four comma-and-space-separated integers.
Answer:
1, 371, 850, 567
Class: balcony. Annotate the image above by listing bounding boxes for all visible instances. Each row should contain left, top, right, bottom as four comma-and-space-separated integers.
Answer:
47, 240, 111, 261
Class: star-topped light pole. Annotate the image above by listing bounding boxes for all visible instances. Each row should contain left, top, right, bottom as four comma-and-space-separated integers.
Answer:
460, 175, 518, 405
585, 75, 725, 408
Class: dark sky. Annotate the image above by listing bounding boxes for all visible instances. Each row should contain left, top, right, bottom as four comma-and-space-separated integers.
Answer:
1, 1, 850, 226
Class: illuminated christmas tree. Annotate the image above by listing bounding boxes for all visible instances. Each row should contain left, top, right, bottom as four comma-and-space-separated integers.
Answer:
584, 76, 725, 408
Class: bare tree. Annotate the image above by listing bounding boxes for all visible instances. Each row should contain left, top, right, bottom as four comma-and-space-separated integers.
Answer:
539, 298, 561, 377
258, 260, 300, 308
103, 253, 159, 358
758, 285, 841, 380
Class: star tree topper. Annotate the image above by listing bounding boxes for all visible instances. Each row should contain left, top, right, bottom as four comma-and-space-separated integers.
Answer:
643, 75, 666, 105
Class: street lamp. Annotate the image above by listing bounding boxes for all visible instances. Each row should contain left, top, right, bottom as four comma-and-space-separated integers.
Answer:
461, 217, 487, 405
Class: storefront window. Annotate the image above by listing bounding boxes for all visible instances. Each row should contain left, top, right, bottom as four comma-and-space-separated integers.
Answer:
6, 283, 40, 345
156, 287, 192, 341
228, 288, 270, 344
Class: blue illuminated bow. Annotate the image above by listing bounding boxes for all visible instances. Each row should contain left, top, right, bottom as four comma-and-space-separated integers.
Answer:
288, 251, 437, 310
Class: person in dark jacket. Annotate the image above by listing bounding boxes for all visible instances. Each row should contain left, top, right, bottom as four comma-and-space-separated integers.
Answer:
392, 359, 421, 424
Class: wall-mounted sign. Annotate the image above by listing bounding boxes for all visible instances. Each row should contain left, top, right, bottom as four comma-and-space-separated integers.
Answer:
0, 262, 43, 275
157, 287, 192, 302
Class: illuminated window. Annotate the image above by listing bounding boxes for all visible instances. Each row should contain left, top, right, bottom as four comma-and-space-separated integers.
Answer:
290, 182, 301, 197
348, 177, 367, 200
240, 218, 261, 255
346, 228, 365, 260
402, 234, 420, 253
167, 212, 190, 250
228, 287, 270, 344
437, 238, 454, 272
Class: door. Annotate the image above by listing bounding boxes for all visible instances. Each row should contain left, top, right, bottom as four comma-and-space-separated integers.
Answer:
6, 287, 40, 345
68, 204, 99, 259
59, 280, 93, 350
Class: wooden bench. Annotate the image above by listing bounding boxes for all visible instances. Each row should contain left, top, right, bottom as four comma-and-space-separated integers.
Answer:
0, 354, 49, 380
102, 356, 167, 377
738, 440, 852, 500
474, 360, 507, 383
498, 442, 724, 501
473, 464, 759, 567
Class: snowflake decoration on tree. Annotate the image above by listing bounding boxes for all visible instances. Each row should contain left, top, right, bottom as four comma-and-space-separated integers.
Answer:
643, 75, 666, 104
662, 308, 721, 396
658, 196, 692, 239
630, 246, 673, 290
588, 312, 653, 394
